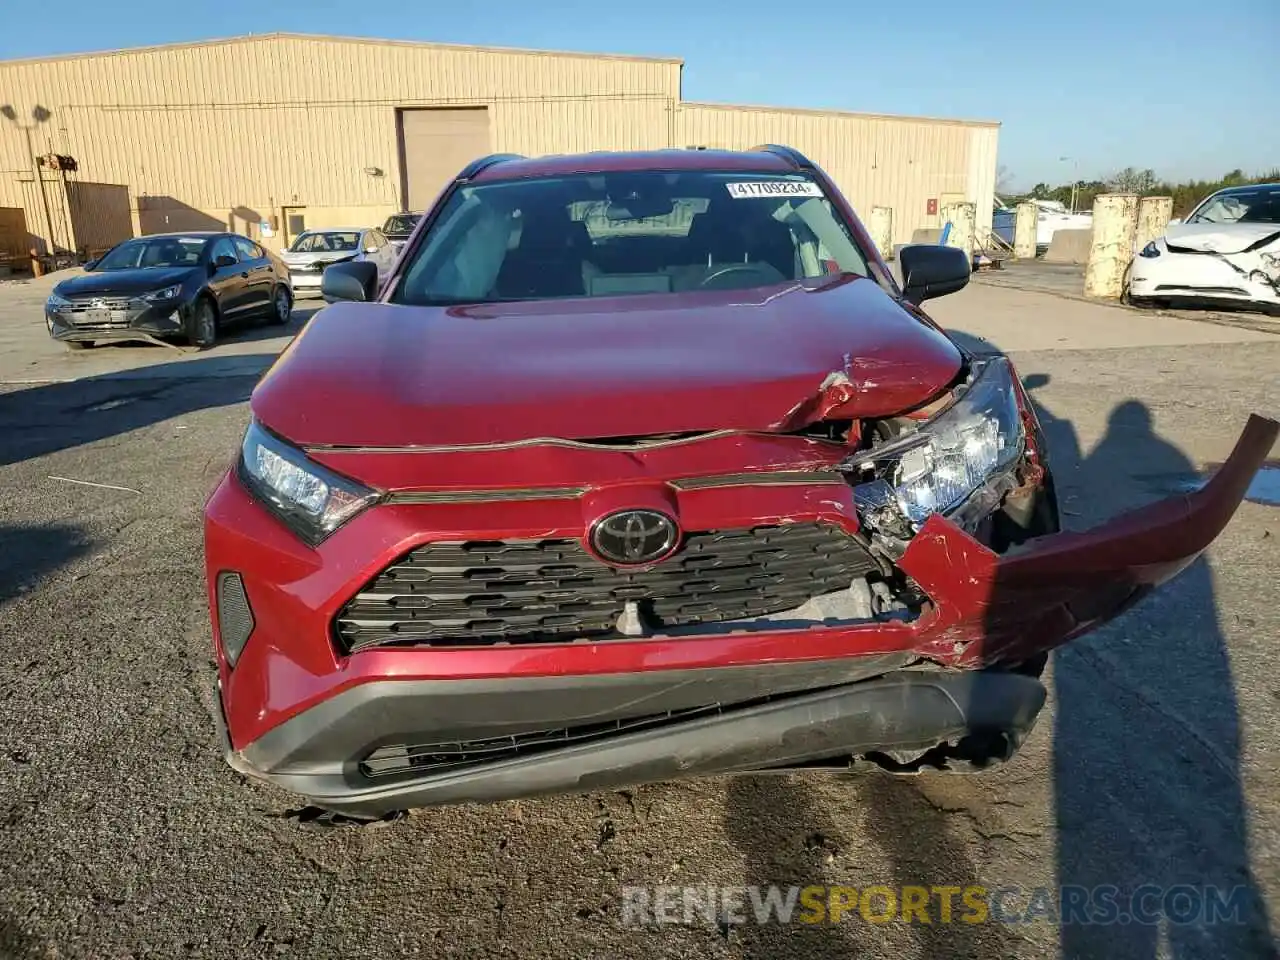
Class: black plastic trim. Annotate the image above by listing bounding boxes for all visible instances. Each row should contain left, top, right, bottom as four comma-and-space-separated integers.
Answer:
221, 660, 1047, 818
750, 144, 815, 172
456, 153, 526, 181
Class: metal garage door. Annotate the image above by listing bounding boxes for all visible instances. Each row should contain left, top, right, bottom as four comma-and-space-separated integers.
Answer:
398, 108, 492, 212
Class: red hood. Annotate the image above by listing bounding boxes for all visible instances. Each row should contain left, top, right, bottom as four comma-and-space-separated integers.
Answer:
252, 276, 964, 447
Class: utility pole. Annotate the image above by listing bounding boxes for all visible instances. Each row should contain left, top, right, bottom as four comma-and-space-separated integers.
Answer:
1058, 156, 1081, 214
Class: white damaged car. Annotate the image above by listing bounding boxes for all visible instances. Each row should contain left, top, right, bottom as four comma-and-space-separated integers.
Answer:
1129, 183, 1280, 312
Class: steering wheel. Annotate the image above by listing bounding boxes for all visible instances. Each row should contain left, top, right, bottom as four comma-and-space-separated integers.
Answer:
698, 263, 778, 290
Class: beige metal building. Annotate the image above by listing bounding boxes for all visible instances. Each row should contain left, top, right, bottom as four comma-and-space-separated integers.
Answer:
0, 32, 997, 260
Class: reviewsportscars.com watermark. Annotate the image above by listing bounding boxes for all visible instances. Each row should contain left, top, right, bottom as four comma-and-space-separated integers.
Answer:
621, 885, 1254, 927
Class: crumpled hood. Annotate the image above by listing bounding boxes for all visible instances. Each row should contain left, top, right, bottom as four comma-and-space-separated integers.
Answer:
1164, 222, 1280, 254
252, 276, 964, 448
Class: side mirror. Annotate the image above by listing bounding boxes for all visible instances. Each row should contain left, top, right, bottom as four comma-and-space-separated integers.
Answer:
322, 259, 379, 303
212, 254, 237, 270
364, 245, 378, 254
1168, 218, 1183, 226
82, 258, 99, 271
898, 243, 971, 305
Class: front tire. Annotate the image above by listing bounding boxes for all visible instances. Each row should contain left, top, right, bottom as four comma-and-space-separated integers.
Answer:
269, 284, 292, 325
64, 339, 92, 351
188, 297, 218, 349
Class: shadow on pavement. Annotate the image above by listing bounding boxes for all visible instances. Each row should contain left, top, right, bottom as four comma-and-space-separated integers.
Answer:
719, 328, 1273, 958
723, 776, 859, 957
0, 523, 93, 607
856, 775, 1022, 958
0, 355, 275, 467
0, 917, 43, 960
0, 521, 94, 960
1025, 387, 1276, 958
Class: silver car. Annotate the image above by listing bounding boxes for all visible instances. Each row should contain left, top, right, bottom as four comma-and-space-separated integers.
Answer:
280, 227, 397, 296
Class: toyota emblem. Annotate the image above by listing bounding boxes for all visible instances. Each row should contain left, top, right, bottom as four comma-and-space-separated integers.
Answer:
589, 509, 679, 566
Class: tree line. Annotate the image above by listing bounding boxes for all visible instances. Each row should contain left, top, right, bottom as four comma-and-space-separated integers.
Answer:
1008, 168, 1280, 218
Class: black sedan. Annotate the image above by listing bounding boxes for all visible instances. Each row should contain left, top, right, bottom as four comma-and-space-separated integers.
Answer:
45, 231, 293, 350
380, 212, 421, 255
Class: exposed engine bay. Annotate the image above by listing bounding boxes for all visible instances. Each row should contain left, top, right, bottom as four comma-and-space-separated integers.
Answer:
630, 354, 1059, 643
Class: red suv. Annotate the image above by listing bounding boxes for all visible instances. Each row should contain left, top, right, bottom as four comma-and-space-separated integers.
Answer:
204, 146, 1276, 822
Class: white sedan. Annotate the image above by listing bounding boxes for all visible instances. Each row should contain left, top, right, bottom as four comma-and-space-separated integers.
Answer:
1129, 183, 1280, 311
280, 227, 398, 296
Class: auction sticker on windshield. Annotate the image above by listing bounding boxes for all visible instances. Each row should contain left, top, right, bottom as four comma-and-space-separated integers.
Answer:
727, 181, 825, 199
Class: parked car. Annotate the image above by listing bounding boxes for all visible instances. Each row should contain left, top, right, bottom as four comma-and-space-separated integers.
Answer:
280, 227, 396, 297
1128, 182, 1280, 312
380, 212, 421, 255
991, 196, 1094, 252
46, 231, 291, 350
204, 147, 1276, 823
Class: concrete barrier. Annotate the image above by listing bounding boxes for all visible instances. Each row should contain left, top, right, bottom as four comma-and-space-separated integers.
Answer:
941, 201, 976, 261
1084, 193, 1139, 299
1044, 228, 1093, 264
1135, 196, 1173, 254
867, 206, 893, 260
1014, 202, 1038, 259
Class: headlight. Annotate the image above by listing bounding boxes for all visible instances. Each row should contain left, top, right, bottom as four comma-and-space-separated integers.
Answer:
142, 284, 182, 301
236, 420, 379, 546
844, 356, 1025, 533
1139, 241, 1161, 258
47, 293, 72, 310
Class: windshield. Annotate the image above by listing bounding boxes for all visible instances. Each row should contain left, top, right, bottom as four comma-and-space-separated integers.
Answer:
290, 231, 361, 253
1188, 187, 1280, 225
391, 171, 869, 306
382, 215, 420, 235
95, 236, 206, 271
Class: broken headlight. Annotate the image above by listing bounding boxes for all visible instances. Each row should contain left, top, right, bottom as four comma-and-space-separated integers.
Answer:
844, 356, 1025, 536
236, 420, 380, 546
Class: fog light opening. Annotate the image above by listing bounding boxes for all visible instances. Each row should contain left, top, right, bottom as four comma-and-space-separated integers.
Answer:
216, 571, 255, 668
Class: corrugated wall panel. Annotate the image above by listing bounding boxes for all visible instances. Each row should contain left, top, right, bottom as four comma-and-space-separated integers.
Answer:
0, 35, 681, 250
493, 99, 673, 156
0, 35, 994, 255
677, 103, 994, 248
966, 125, 999, 238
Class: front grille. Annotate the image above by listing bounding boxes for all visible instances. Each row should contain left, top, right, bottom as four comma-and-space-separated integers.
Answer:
361, 702, 733, 778
67, 296, 132, 311
64, 296, 135, 328
1154, 284, 1249, 296
335, 523, 878, 652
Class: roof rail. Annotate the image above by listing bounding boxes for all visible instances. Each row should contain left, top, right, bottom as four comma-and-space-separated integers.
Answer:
750, 144, 814, 171
456, 153, 525, 181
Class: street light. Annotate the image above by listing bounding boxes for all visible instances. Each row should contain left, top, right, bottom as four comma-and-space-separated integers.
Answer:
1058, 155, 1081, 215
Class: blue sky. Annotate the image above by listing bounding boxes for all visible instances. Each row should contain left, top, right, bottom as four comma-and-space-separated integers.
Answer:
2, 0, 1276, 189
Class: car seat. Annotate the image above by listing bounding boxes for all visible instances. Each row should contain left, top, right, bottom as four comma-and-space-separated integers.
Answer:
494, 205, 588, 299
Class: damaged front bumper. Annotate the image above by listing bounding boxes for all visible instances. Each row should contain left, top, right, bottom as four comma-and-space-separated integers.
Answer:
214, 663, 1048, 819
1130, 244, 1280, 310
208, 415, 1277, 815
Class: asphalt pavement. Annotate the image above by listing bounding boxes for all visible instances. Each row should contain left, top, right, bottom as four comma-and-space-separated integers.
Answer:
1, 276, 1278, 959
